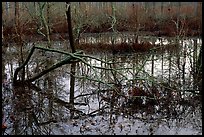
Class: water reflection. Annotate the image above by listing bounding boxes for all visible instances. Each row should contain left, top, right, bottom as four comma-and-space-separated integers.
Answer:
2, 37, 202, 135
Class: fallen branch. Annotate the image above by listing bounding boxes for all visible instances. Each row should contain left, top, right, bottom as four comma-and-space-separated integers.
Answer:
13, 45, 83, 83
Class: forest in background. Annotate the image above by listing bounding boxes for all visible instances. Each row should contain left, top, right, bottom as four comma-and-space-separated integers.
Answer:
2, 2, 202, 43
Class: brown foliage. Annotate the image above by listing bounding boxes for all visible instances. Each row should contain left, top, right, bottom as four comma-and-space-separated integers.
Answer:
128, 87, 148, 97
76, 42, 155, 54
2, 3, 202, 43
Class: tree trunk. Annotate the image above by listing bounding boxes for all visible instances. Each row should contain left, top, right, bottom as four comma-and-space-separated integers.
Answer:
161, 2, 163, 16
66, 2, 77, 119
66, 2, 76, 52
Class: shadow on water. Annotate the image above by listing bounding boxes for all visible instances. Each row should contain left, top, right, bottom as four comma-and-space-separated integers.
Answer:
2, 36, 202, 135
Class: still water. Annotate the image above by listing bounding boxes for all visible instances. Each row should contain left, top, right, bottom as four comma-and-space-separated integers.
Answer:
2, 36, 202, 135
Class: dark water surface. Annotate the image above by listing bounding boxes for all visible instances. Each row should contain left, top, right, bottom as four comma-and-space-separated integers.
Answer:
2, 36, 202, 135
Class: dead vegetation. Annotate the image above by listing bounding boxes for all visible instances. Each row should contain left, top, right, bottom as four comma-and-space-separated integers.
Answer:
2, 2, 202, 44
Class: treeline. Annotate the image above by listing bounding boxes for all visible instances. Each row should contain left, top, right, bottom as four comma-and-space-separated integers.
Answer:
2, 2, 202, 42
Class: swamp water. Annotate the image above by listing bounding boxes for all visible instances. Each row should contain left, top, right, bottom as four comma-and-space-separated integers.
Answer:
2, 36, 202, 135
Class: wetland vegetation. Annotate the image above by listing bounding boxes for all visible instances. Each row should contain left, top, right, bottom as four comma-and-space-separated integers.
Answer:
2, 2, 202, 135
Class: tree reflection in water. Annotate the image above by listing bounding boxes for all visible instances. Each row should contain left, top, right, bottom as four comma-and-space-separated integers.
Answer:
2, 38, 202, 135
